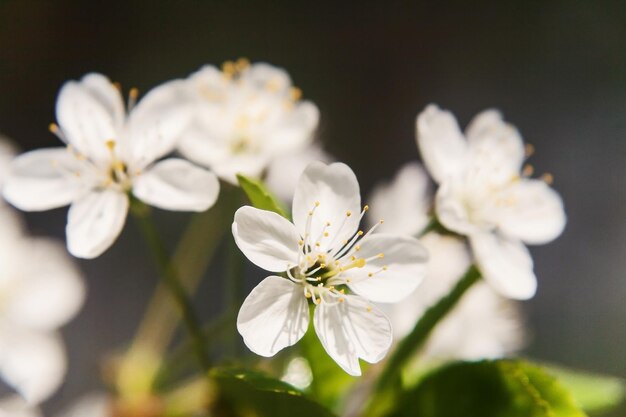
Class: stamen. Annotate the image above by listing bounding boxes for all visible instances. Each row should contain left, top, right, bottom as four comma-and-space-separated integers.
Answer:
541, 173, 554, 185
290, 87, 302, 101
525, 143, 535, 157
522, 164, 534, 177
128, 88, 139, 112
49, 123, 69, 144
235, 57, 250, 71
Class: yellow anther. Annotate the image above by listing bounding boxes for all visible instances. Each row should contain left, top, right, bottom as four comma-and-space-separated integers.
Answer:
328, 286, 335, 290
382, 266, 388, 271
346, 211, 352, 217
106, 140, 116, 151
379, 219, 385, 224
522, 164, 534, 177
222, 61, 236, 75
320, 263, 326, 268
308, 211, 313, 216
315, 242, 320, 247
235, 57, 250, 71
323, 232, 329, 237
346, 279, 351, 283
298, 240, 304, 246
305, 292, 312, 298
350, 255, 356, 261
338, 297, 345, 303
112, 82, 122, 91
316, 277, 322, 281
129, 87, 139, 101
354, 245, 361, 251
315, 299, 321, 305
357, 230, 364, 236
326, 221, 331, 226
340, 289, 345, 294
48, 123, 59, 133
377, 253, 385, 259
353, 258, 366, 268
541, 173, 554, 185
525, 143, 535, 157
363, 205, 369, 212
315, 201, 320, 207
366, 306, 373, 312
368, 273, 373, 277
290, 87, 302, 101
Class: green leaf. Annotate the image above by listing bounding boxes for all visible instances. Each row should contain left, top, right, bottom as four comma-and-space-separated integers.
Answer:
211, 367, 337, 417
388, 360, 587, 417
541, 364, 625, 414
299, 326, 358, 410
237, 174, 289, 218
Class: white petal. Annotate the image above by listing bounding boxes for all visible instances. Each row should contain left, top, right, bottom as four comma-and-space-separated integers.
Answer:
237, 276, 309, 357
367, 162, 431, 235
54, 393, 111, 417
263, 101, 319, 154
126, 79, 195, 168
347, 234, 428, 303
244, 63, 292, 93
465, 109, 525, 185
435, 181, 491, 235
416, 104, 468, 184
470, 233, 537, 300
265, 142, 333, 203
314, 296, 392, 376
66, 190, 129, 259
496, 179, 566, 244
0, 396, 42, 417
133, 158, 219, 212
5, 238, 85, 331
79, 73, 126, 131
232, 206, 300, 272
0, 329, 66, 404
3, 148, 86, 211
56, 74, 121, 163
292, 162, 361, 252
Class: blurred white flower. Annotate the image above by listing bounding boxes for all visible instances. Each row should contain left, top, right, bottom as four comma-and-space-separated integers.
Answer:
0, 135, 16, 189
416, 104, 566, 300
55, 393, 110, 417
0, 396, 42, 417
369, 163, 524, 360
178, 59, 320, 184
3, 73, 220, 259
233, 162, 427, 376
265, 142, 332, 203
0, 207, 84, 404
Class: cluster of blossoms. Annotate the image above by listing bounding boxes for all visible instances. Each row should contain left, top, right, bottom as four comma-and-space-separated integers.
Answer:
0, 137, 84, 414
0, 60, 568, 416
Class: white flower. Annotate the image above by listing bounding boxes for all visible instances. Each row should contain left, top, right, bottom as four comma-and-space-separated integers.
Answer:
178, 59, 320, 184
55, 393, 110, 417
416, 104, 566, 300
0, 396, 42, 417
0, 207, 84, 404
0, 135, 16, 191
369, 162, 524, 360
233, 162, 427, 376
2, 73, 220, 259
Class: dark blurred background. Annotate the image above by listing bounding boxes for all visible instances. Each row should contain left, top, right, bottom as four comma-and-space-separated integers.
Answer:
1, 0, 625, 414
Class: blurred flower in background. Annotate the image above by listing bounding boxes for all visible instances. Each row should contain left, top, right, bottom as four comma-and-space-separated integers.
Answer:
178, 60, 320, 184
416, 104, 567, 300
2, 73, 220, 259
369, 162, 524, 361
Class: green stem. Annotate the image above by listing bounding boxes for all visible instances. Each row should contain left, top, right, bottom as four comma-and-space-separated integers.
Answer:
370, 265, 481, 406
131, 201, 211, 375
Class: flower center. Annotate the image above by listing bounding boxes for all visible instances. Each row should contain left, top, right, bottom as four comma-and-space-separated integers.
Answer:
285, 201, 387, 306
